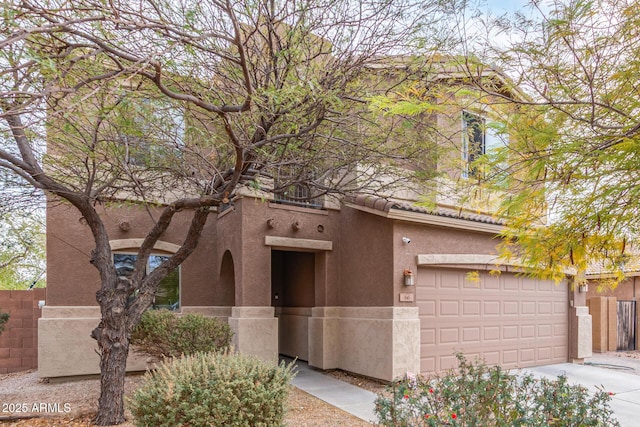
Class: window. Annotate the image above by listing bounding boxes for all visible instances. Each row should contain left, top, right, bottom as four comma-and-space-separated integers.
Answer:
274, 182, 323, 209
273, 167, 323, 209
461, 111, 505, 178
462, 111, 485, 178
114, 253, 180, 310
121, 99, 185, 167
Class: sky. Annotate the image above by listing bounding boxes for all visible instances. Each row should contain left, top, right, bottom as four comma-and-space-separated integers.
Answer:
483, 0, 552, 16
484, 0, 537, 13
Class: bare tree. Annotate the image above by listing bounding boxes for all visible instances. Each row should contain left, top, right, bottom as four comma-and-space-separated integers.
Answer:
0, 0, 453, 423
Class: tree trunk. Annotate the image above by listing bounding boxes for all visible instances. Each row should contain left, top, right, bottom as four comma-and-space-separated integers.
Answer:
93, 293, 130, 425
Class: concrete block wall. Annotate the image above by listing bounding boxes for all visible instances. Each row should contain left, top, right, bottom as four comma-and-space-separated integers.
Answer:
0, 289, 46, 374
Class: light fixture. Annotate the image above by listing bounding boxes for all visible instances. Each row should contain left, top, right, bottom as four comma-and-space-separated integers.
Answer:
403, 269, 414, 286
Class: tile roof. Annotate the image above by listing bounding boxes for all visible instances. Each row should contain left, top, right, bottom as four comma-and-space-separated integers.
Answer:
346, 194, 505, 226
586, 256, 640, 277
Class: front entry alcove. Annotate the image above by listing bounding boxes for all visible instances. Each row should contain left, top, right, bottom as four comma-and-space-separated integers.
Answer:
271, 250, 315, 361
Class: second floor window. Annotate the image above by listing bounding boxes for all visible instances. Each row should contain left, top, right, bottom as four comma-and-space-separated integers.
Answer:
461, 111, 504, 178
462, 111, 485, 178
273, 167, 323, 209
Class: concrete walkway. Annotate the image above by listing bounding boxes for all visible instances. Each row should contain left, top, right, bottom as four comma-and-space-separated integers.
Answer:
288, 360, 378, 424
288, 356, 640, 427
524, 361, 640, 427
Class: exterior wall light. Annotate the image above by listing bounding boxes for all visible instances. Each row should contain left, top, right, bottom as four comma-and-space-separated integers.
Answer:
578, 283, 588, 293
403, 269, 415, 286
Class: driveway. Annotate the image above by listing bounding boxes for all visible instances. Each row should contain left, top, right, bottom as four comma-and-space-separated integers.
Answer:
523, 353, 640, 427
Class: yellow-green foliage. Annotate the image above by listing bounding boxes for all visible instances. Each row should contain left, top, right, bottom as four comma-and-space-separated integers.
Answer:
129, 352, 296, 427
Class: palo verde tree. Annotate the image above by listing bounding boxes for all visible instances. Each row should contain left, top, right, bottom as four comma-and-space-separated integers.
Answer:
0, 0, 453, 424
453, 0, 640, 284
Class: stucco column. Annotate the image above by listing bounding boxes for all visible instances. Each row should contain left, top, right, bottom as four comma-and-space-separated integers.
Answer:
308, 307, 339, 370
229, 306, 278, 363
570, 306, 592, 361
308, 306, 420, 381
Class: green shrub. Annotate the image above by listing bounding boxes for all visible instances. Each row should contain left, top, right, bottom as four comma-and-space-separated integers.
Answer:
128, 351, 296, 427
375, 354, 620, 427
0, 310, 9, 335
130, 309, 233, 361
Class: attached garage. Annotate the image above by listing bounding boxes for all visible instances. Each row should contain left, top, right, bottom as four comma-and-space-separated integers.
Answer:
417, 267, 569, 374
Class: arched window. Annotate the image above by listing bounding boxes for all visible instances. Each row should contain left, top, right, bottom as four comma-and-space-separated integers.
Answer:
113, 253, 180, 310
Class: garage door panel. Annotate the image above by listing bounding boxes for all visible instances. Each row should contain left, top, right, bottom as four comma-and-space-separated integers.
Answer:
538, 301, 552, 314
522, 301, 536, 314
421, 328, 436, 344
439, 328, 459, 343
538, 324, 553, 337
418, 268, 569, 374
462, 327, 481, 342
484, 275, 501, 289
421, 357, 435, 372
463, 301, 481, 316
504, 280, 519, 291
503, 301, 519, 315
484, 326, 500, 340
440, 300, 459, 315
419, 300, 436, 316
440, 271, 462, 288
554, 301, 568, 314
503, 325, 519, 339
537, 347, 552, 361
484, 301, 501, 315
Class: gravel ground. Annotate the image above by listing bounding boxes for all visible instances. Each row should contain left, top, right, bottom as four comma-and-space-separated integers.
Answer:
0, 368, 381, 426
585, 349, 640, 375
7, 351, 633, 426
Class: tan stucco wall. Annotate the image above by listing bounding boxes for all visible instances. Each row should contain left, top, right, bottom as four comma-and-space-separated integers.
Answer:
570, 306, 592, 360
276, 307, 311, 361
229, 306, 278, 363
38, 307, 147, 377
38, 306, 233, 378
308, 306, 420, 381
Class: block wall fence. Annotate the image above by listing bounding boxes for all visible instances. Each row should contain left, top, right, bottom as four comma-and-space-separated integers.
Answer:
0, 289, 46, 374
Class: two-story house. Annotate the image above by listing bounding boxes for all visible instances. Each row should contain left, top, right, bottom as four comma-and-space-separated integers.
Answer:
39, 60, 592, 381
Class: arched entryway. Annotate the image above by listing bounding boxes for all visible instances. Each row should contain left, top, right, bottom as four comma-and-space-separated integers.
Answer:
219, 250, 236, 306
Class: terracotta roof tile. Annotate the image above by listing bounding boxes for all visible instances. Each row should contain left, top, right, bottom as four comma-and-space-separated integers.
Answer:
346, 194, 505, 226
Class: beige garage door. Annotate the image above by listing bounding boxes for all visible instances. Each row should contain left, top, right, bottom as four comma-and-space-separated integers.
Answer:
417, 268, 568, 374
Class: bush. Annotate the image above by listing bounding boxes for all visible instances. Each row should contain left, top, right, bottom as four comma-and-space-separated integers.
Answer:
131, 309, 233, 361
0, 310, 9, 335
128, 351, 296, 427
375, 354, 620, 427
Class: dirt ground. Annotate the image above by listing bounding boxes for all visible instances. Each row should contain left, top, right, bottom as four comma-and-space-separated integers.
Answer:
4, 350, 636, 426
0, 367, 384, 427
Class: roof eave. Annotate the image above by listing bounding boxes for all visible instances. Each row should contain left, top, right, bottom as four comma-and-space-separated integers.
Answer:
344, 201, 504, 234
